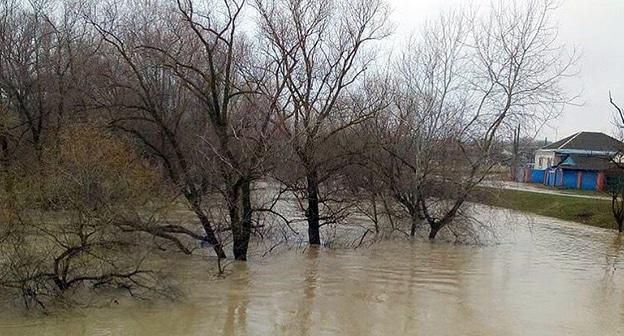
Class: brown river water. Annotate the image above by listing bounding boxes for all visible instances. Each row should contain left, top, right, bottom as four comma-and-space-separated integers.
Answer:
1, 209, 624, 335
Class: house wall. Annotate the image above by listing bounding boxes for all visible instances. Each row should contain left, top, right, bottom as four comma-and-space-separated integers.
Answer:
597, 172, 606, 191
562, 170, 577, 189
534, 150, 556, 169
538, 168, 604, 190
552, 169, 602, 190
580, 171, 599, 190
530, 169, 545, 183
545, 168, 558, 187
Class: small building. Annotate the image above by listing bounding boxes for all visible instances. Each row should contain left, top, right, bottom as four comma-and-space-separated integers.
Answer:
526, 131, 624, 191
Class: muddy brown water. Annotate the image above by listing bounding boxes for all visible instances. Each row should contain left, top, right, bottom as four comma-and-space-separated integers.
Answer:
1, 210, 624, 336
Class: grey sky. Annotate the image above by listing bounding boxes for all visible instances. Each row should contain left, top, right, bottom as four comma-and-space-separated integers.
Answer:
388, 0, 624, 142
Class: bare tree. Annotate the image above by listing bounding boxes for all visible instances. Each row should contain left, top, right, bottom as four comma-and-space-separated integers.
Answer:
610, 91, 623, 136
0, 0, 100, 155
255, 0, 391, 245
0, 0, 50, 150
88, 0, 283, 260
85, 1, 229, 258
356, 0, 576, 240
604, 172, 624, 233
606, 92, 624, 233
157, 0, 279, 261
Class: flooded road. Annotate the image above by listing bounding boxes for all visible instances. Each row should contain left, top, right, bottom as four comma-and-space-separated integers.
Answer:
2, 210, 624, 335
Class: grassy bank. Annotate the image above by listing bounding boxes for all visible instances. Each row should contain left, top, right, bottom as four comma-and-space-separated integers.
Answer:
526, 183, 606, 198
471, 187, 617, 230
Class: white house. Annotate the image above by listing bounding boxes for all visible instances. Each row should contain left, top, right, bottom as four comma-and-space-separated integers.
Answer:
534, 131, 623, 170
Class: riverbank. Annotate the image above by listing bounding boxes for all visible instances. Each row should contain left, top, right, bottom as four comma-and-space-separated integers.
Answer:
471, 186, 617, 230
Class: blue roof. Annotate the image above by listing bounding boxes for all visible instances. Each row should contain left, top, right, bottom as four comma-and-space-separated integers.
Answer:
559, 156, 575, 166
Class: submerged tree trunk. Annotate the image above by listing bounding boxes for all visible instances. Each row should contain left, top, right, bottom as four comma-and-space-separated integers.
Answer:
424, 198, 463, 240
611, 194, 624, 234
231, 179, 252, 261
370, 193, 380, 234
410, 214, 419, 237
306, 170, 321, 245
188, 196, 226, 259
428, 218, 447, 240
428, 223, 442, 240
228, 184, 243, 260
241, 180, 253, 257
199, 213, 227, 259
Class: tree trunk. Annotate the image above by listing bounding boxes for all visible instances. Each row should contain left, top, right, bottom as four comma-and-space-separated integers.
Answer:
306, 170, 321, 245
371, 193, 379, 234
410, 214, 418, 237
428, 223, 442, 240
199, 212, 227, 259
53, 277, 68, 291
227, 184, 243, 260
231, 179, 252, 261
510, 124, 520, 181
0, 134, 13, 193
611, 195, 624, 234
188, 198, 226, 259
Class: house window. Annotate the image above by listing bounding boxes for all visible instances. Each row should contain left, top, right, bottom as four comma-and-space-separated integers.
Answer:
539, 158, 543, 168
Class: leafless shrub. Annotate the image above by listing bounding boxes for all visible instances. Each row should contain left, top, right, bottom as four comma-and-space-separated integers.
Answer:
0, 125, 175, 310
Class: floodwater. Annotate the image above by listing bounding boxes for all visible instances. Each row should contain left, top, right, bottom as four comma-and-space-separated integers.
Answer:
1, 210, 624, 336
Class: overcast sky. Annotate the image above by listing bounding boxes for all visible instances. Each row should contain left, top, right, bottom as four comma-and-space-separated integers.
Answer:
388, 0, 624, 142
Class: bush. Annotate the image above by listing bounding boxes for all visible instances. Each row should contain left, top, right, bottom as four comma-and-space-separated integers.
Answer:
0, 124, 167, 310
